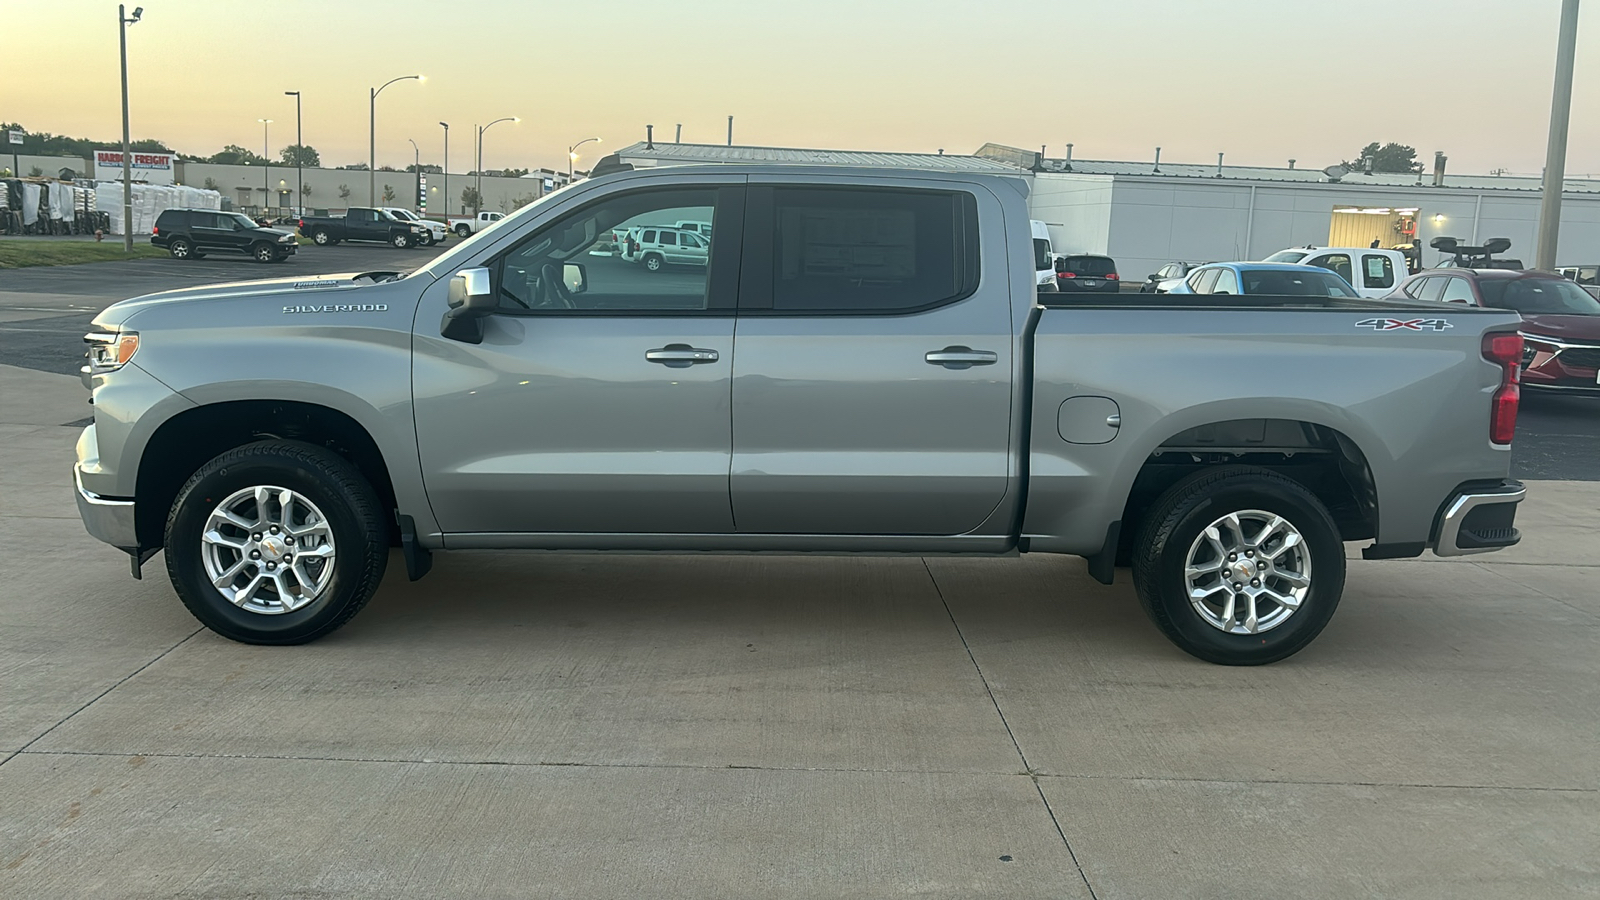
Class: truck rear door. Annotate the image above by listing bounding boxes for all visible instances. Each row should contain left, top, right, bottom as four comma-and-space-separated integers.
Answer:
729, 179, 1014, 535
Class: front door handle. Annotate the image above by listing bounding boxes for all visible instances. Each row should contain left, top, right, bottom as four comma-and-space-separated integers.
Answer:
925, 346, 998, 369
646, 344, 720, 368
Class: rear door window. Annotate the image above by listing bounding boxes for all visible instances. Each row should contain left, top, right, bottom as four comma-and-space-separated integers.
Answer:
1361, 253, 1395, 289
660, 231, 677, 246
762, 186, 979, 313
1191, 268, 1222, 294
1439, 277, 1476, 304
1310, 253, 1354, 285
1211, 268, 1239, 294
1416, 277, 1447, 302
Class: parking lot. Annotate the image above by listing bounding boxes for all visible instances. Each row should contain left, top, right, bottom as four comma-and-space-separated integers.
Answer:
1, 247, 1598, 897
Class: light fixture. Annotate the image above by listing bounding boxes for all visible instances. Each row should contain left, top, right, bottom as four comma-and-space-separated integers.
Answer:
1433, 213, 1446, 224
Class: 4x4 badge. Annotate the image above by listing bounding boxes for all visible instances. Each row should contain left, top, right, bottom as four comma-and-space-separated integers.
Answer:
1355, 317, 1453, 332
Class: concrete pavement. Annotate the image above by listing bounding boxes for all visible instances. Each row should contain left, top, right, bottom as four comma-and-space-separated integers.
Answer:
1, 361, 1596, 898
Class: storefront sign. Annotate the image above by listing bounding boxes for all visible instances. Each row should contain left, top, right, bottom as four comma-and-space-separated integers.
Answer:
93, 149, 175, 184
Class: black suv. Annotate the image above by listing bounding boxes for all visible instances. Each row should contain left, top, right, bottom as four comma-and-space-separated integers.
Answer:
151, 208, 299, 263
1054, 254, 1121, 293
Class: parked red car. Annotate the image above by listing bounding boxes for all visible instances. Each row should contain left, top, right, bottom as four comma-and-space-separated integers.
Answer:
1388, 268, 1600, 393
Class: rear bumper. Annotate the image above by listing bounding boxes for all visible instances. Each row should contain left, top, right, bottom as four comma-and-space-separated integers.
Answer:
1432, 481, 1525, 557
74, 464, 138, 552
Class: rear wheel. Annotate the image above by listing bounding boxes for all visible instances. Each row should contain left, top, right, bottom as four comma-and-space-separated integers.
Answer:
164, 441, 389, 645
168, 238, 194, 260
312, 229, 332, 245
644, 253, 663, 272
1130, 466, 1344, 665
455, 224, 471, 237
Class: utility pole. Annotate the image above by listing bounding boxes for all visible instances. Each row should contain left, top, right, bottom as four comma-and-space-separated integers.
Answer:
475, 117, 516, 211
1536, 0, 1581, 271
439, 122, 449, 217
117, 5, 142, 252
285, 91, 301, 215
258, 119, 272, 214
727, 115, 733, 146
408, 138, 419, 210
369, 74, 422, 206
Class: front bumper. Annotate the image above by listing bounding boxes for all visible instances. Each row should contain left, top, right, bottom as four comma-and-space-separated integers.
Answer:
1433, 481, 1525, 557
74, 464, 138, 552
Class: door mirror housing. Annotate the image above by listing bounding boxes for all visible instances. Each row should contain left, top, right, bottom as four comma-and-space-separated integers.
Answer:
442, 267, 495, 343
562, 262, 588, 295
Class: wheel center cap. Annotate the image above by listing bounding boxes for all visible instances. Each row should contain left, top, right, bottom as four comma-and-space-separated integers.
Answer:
258, 537, 286, 561
1232, 561, 1255, 582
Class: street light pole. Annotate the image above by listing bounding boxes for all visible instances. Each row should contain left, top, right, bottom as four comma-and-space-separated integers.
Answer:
475, 116, 517, 211
117, 5, 142, 252
439, 121, 449, 218
408, 138, 419, 211
369, 74, 422, 206
258, 119, 272, 215
285, 91, 301, 215
568, 136, 600, 182
1535, 0, 1581, 271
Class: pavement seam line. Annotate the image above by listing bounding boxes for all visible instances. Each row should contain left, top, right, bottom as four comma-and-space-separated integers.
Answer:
921, 557, 1100, 900
1469, 561, 1598, 621
0, 627, 204, 769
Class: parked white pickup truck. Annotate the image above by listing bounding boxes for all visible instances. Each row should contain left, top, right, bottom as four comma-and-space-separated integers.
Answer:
381, 208, 448, 246
450, 211, 505, 238
1264, 247, 1407, 298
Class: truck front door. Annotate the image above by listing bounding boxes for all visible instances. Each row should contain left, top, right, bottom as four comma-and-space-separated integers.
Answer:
729, 181, 1014, 536
413, 183, 745, 535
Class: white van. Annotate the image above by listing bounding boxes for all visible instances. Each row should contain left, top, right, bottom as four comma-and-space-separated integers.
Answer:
1031, 220, 1057, 287
1263, 247, 1406, 298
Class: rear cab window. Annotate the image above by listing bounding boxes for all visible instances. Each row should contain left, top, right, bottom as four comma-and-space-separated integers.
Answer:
749, 185, 980, 313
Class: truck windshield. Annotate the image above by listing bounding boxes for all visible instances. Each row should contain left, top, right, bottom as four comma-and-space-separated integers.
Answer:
1477, 278, 1600, 315
1264, 250, 1309, 264
1033, 239, 1052, 271
1240, 269, 1359, 297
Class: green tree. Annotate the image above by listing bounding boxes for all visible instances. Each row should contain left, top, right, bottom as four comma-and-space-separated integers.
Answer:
300, 183, 313, 198
279, 144, 320, 167
28, 166, 43, 177
1344, 142, 1423, 174
202, 177, 220, 191
461, 186, 483, 213
337, 184, 352, 201
381, 184, 396, 204
207, 144, 267, 166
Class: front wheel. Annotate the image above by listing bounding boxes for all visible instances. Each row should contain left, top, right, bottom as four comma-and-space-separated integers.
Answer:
252, 243, 278, 263
164, 441, 389, 645
1130, 466, 1345, 665
391, 232, 412, 249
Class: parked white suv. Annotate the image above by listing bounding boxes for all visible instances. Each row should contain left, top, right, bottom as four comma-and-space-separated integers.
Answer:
382, 208, 448, 246
622, 226, 709, 272
1263, 247, 1406, 298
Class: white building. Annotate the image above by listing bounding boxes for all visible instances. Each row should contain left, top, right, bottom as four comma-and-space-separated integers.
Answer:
614, 140, 1600, 279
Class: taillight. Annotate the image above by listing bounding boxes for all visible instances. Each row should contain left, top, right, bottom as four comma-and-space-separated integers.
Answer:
151, 225, 159, 235
298, 218, 305, 229
1482, 332, 1523, 446
1105, 272, 1119, 281
1058, 271, 1076, 278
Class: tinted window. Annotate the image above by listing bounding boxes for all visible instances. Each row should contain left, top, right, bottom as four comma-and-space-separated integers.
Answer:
770, 187, 977, 312
1033, 238, 1052, 271
1478, 277, 1600, 315
1439, 277, 1476, 304
1311, 253, 1354, 285
1416, 277, 1447, 302
1362, 253, 1395, 288
1239, 269, 1359, 297
1191, 268, 1222, 293
495, 188, 716, 312
659, 231, 677, 247
1059, 255, 1116, 276
642, 229, 656, 242
1212, 268, 1239, 294
156, 210, 187, 229
1264, 250, 1308, 264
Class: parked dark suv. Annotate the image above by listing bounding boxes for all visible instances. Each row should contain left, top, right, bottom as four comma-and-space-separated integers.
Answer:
151, 209, 299, 263
1055, 254, 1120, 293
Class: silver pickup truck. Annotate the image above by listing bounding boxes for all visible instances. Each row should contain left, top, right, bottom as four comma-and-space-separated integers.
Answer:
73, 165, 1528, 665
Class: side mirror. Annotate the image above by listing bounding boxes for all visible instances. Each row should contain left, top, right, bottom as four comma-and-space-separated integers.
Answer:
563, 262, 588, 295
1146, 273, 1159, 282
441, 267, 494, 343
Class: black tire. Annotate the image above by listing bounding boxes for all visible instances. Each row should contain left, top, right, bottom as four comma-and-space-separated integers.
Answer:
164, 440, 389, 645
391, 232, 412, 249
312, 229, 332, 246
455, 224, 471, 237
1130, 465, 1345, 666
168, 238, 194, 260
417, 232, 434, 246
643, 253, 663, 272
252, 242, 277, 263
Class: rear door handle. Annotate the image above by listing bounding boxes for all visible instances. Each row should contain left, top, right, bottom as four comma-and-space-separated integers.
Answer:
925, 346, 998, 369
646, 344, 720, 367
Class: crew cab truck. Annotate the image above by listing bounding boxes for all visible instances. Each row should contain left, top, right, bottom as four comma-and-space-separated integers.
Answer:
297, 207, 427, 248
74, 165, 1528, 665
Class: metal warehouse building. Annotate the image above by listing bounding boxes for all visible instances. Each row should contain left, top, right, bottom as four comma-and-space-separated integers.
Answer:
614, 140, 1600, 280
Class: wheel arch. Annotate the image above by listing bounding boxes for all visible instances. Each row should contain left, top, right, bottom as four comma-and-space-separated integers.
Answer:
133, 399, 401, 551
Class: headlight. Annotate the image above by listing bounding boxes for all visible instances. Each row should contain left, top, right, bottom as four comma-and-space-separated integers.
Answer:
84, 331, 140, 371
279, 234, 294, 242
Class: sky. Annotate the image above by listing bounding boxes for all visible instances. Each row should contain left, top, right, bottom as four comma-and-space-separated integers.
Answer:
3, 0, 1597, 176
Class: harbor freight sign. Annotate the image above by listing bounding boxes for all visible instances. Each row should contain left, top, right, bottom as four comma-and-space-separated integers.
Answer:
93, 149, 175, 184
